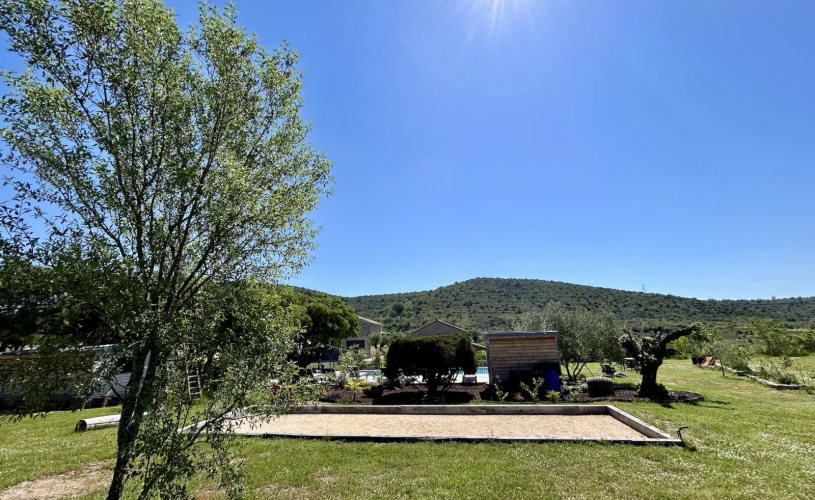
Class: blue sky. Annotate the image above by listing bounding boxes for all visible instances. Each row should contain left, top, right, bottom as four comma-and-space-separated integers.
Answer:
3, 1, 814, 300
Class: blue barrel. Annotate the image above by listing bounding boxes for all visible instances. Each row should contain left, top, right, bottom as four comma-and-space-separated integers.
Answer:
543, 368, 561, 392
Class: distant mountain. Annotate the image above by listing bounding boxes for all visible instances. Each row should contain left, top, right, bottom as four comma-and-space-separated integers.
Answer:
340, 278, 815, 333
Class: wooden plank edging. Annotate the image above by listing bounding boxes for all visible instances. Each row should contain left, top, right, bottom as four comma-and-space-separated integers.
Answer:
605, 405, 674, 439
293, 404, 613, 416
242, 432, 681, 445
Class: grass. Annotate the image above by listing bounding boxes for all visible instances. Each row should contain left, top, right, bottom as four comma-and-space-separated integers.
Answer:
1, 358, 814, 499
779, 354, 815, 371
0, 406, 120, 498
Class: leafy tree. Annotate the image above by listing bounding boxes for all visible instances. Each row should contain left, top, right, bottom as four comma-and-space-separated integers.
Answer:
620, 325, 700, 398
0, 259, 109, 351
513, 302, 623, 381
300, 294, 358, 345
384, 333, 476, 399
668, 324, 721, 358
333, 344, 366, 386
747, 317, 790, 356
0, 1, 331, 498
707, 340, 752, 377
288, 292, 358, 366
796, 329, 815, 354
465, 328, 485, 344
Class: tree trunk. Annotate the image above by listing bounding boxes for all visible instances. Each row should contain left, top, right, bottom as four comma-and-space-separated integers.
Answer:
106, 347, 157, 500
638, 369, 659, 397
565, 364, 574, 382
426, 374, 438, 401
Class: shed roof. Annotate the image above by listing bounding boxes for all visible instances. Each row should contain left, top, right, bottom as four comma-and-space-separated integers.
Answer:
484, 331, 558, 339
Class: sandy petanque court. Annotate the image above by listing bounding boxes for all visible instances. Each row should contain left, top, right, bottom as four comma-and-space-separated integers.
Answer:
229, 413, 648, 440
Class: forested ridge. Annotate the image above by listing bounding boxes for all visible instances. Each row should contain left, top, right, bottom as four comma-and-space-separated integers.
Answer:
337, 278, 815, 333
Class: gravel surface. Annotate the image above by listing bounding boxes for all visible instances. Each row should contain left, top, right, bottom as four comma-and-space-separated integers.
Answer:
231, 414, 647, 439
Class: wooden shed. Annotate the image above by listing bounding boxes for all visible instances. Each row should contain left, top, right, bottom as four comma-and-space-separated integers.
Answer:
485, 331, 561, 393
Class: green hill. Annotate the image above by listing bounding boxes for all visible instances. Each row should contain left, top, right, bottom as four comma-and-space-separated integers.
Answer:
341, 278, 815, 333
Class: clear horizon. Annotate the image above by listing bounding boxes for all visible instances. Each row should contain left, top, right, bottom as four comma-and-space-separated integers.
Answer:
1, 0, 813, 301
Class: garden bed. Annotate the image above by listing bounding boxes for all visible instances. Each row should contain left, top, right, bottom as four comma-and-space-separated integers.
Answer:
321, 383, 487, 405
320, 384, 704, 404
576, 388, 704, 403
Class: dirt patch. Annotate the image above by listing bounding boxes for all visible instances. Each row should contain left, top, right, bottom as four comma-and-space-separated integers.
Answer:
313, 470, 338, 484
0, 462, 111, 500
193, 482, 225, 500
233, 414, 647, 439
260, 483, 316, 499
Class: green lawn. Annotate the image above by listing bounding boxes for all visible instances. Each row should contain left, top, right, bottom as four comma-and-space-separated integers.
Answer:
1, 358, 814, 499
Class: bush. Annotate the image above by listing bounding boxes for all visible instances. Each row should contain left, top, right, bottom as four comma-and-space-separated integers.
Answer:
776, 373, 798, 385
384, 333, 476, 399
344, 378, 369, 402
708, 340, 753, 377
748, 317, 792, 356
755, 356, 800, 385
333, 346, 366, 387
475, 349, 487, 366
794, 329, 815, 355
730, 358, 752, 373
520, 377, 546, 403
668, 324, 721, 358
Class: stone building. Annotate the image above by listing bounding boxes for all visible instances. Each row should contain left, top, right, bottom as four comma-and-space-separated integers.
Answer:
343, 316, 384, 350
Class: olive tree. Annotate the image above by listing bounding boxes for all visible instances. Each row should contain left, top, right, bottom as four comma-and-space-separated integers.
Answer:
620, 325, 699, 398
0, 1, 331, 498
513, 302, 623, 381
384, 333, 476, 399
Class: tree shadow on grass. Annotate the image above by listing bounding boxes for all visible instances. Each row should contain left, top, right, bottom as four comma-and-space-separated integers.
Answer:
689, 400, 733, 410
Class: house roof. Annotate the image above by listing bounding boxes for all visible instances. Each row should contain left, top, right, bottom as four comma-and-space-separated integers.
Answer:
409, 319, 466, 335
358, 316, 384, 326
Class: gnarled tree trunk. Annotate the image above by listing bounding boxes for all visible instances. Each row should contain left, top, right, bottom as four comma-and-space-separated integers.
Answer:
621, 326, 699, 399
